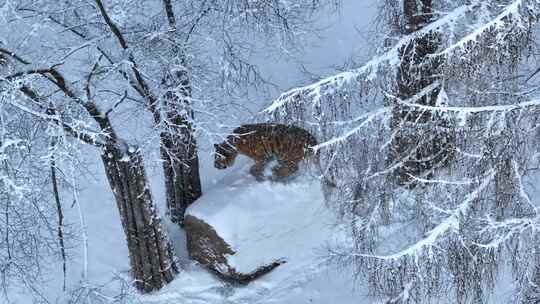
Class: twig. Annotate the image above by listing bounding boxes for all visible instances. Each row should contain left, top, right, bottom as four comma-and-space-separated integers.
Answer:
93, 0, 162, 125
49, 139, 67, 292
0, 48, 31, 65
106, 90, 128, 116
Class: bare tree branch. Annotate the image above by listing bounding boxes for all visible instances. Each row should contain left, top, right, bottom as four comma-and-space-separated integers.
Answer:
0, 48, 30, 65
93, 0, 161, 124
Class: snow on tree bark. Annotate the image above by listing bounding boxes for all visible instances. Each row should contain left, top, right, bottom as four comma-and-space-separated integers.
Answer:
101, 144, 178, 292
0, 48, 179, 292
160, 0, 202, 226
160, 68, 202, 226
389, 0, 454, 186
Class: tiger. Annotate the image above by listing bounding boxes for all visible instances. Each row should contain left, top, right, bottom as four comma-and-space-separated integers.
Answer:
214, 123, 335, 186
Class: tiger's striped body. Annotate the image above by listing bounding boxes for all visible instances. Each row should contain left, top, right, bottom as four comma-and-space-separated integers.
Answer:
214, 123, 317, 181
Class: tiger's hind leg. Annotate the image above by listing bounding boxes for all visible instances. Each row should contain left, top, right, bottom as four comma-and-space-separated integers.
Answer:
271, 160, 299, 182
250, 160, 267, 181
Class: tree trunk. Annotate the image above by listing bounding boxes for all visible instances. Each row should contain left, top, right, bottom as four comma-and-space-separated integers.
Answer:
93, 0, 202, 227
101, 144, 179, 292
161, 61, 202, 226
389, 0, 454, 185
159, 0, 202, 226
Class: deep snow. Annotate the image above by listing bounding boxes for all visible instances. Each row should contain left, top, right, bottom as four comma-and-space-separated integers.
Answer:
187, 159, 332, 274
4, 153, 369, 304
148, 157, 367, 304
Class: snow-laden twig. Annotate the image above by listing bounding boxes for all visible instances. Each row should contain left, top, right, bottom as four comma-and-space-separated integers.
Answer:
474, 215, 538, 249
397, 95, 540, 114
407, 174, 485, 186
315, 87, 540, 151
335, 170, 495, 261
312, 108, 390, 151
312, 82, 440, 151
262, 1, 482, 114
437, 0, 526, 57
263, 3, 479, 113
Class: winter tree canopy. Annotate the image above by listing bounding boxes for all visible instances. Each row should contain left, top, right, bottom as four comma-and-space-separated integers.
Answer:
3, 0, 540, 303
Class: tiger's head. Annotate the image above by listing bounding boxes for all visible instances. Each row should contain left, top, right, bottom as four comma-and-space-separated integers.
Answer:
214, 142, 238, 169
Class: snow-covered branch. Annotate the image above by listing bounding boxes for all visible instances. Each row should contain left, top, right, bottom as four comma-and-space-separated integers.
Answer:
397, 96, 540, 114
264, 0, 540, 114
348, 169, 495, 261
313, 108, 390, 151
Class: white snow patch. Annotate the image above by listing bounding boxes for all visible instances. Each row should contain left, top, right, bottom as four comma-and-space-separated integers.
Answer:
186, 162, 334, 274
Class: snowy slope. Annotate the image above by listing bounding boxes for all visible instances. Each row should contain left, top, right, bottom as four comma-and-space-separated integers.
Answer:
141, 158, 368, 304
186, 160, 332, 274
4, 154, 368, 304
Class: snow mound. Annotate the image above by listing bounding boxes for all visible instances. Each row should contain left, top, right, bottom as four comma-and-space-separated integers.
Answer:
186, 162, 334, 274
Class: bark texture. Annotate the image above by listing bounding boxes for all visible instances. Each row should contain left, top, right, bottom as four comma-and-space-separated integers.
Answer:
101, 144, 179, 292
389, 0, 454, 185
50, 155, 67, 291
161, 62, 202, 226
160, 0, 202, 226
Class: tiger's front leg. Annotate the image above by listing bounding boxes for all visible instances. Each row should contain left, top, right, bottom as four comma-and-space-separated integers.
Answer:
250, 160, 266, 181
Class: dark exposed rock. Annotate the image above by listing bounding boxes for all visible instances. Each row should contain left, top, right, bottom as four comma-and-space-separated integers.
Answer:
184, 215, 285, 285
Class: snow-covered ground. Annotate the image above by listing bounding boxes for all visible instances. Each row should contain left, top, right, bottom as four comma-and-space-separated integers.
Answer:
3, 152, 517, 304
187, 158, 332, 274
4, 154, 371, 304
2, 2, 381, 302
147, 158, 368, 304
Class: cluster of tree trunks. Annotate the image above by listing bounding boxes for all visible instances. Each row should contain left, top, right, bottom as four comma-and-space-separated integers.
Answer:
94, 0, 202, 227
101, 144, 179, 292
3, 47, 182, 291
